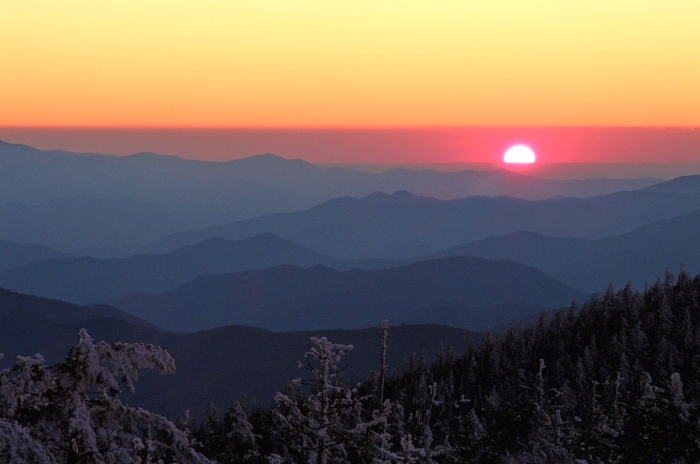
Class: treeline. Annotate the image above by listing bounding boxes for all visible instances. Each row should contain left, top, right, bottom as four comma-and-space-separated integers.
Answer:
194, 272, 700, 463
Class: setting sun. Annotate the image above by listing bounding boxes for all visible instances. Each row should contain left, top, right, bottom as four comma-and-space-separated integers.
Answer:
503, 145, 536, 164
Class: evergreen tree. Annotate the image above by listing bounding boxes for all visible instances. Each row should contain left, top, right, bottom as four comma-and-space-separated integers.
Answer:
0, 330, 210, 463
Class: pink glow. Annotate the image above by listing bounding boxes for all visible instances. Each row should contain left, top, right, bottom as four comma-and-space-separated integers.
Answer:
0, 127, 698, 165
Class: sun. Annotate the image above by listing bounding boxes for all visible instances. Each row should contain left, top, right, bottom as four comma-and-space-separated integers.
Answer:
504, 145, 536, 164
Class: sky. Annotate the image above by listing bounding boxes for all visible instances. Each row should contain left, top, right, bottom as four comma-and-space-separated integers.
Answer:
1, 1, 699, 164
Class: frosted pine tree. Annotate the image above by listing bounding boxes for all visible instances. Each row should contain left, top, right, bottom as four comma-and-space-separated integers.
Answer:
373, 379, 456, 462
273, 336, 390, 463
0, 329, 211, 463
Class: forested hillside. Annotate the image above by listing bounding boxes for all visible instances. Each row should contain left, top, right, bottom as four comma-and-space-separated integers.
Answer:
188, 272, 700, 463
3, 264, 698, 462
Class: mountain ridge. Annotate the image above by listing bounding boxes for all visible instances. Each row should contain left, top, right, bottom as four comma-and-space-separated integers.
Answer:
0, 239, 71, 273
0, 195, 235, 256
0, 233, 345, 304
0, 285, 485, 419
431, 207, 700, 291
105, 255, 587, 333
1, 139, 661, 221
139, 185, 700, 259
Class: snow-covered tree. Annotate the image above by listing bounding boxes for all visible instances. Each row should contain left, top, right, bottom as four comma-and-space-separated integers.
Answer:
273, 336, 362, 463
194, 400, 261, 463
0, 329, 211, 463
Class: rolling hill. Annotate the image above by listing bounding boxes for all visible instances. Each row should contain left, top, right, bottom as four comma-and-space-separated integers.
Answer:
105, 256, 587, 333
0, 287, 483, 420
0, 234, 347, 304
0, 239, 70, 274
140, 184, 700, 259
432, 207, 700, 292
0, 196, 234, 256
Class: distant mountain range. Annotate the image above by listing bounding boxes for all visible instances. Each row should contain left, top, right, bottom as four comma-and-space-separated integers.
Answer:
0, 139, 660, 219
141, 180, 700, 259
5, 138, 698, 423
0, 287, 483, 419
0, 234, 348, 304
0, 288, 159, 356
643, 174, 700, 194
104, 256, 586, 332
0, 196, 235, 256
6, 139, 696, 258
5, 200, 700, 304
432, 207, 700, 292
0, 239, 70, 273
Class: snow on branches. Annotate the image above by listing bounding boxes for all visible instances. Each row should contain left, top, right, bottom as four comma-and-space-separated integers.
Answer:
272, 333, 452, 464
274, 336, 359, 464
0, 329, 211, 464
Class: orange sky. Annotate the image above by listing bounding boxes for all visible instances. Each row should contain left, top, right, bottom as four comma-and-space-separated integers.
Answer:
2, 1, 700, 128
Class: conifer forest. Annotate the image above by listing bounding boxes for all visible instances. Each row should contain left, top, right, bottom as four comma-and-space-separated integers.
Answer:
3, 272, 700, 463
